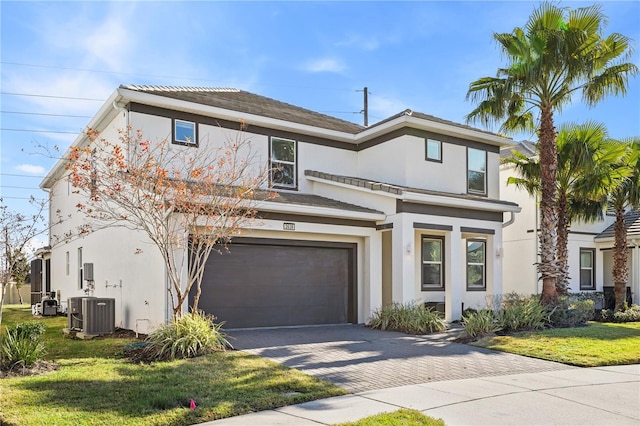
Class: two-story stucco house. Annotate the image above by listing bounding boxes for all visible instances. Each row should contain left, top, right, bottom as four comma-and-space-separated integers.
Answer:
500, 141, 640, 307
40, 85, 520, 332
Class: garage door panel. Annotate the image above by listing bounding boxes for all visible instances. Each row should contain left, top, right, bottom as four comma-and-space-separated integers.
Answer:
191, 240, 355, 328
210, 285, 346, 309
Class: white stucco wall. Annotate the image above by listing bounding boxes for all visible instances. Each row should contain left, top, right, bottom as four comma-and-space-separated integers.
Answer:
356, 134, 500, 199
298, 142, 357, 193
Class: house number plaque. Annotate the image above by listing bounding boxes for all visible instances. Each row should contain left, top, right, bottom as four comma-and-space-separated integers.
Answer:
283, 222, 295, 231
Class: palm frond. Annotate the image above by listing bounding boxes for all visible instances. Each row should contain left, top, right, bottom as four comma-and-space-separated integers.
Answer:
582, 62, 639, 105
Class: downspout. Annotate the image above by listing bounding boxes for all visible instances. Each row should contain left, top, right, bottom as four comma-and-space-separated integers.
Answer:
534, 193, 539, 294
502, 211, 516, 228
633, 239, 639, 305
163, 205, 174, 324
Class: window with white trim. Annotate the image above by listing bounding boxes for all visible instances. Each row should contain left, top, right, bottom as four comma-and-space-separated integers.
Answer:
426, 139, 442, 162
466, 239, 486, 290
580, 248, 596, 290
422, 236, 444, 290
173, 119, 197, 146
467, 148, 486, 195
270, 137, 296, 188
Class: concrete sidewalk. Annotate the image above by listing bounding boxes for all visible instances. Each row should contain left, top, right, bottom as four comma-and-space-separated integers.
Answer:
202, 364, 640, 425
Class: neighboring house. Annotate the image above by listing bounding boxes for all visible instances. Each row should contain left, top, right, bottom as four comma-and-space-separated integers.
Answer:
500, 141, 639, 306
41, 85, 520, 332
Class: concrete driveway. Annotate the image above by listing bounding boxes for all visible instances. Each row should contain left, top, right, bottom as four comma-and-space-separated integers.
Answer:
228, 324, 573, 393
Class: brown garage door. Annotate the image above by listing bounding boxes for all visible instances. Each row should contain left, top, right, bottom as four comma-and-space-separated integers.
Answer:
190, 238, 357, 328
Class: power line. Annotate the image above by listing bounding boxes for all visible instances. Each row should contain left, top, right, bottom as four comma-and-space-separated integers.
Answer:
0, 186, 41, 190
1, 92, 104, 102
0, 196, 42, 200
0, 61, 225, 84
1, 128, 80, 134
0, 174, 46, 178
0, 111, 92, 118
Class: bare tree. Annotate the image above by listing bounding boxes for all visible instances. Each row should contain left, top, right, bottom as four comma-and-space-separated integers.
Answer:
0, 198, 48, 326
65, 125, 269, 319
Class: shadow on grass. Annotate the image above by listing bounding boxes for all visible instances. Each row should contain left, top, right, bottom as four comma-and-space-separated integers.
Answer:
8, 352, 344, 425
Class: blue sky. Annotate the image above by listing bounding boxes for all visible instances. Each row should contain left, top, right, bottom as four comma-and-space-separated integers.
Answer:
1, 1, 639, 222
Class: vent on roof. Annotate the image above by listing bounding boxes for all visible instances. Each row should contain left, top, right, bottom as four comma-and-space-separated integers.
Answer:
122, 85, 240, 93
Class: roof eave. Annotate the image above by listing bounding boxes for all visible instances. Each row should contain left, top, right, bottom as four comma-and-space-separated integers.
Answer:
254, 200, 386, 221
306, 174, 521, 213
356, 115, 512, 147
119, 88, 359, 143
41, 89, 124, 189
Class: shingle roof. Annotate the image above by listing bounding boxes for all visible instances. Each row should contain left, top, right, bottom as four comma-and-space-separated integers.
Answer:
120, 85, 505, 138
121, 85, 365, 134
595, 210, 640, 240
259, 190, 383, 214
368, 109, 508, 138
305, 170, 520, 208
500, 140, 537, 160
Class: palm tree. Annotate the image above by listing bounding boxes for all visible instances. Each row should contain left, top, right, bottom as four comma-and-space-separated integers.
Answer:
607, 139, 640, 311
466, 2, 637, 303
503, 122, 626, 293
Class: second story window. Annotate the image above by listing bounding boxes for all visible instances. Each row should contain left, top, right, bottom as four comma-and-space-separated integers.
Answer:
173, 119, 197, 146
426, 139, 442, 162
467, 147, 486, 195
270, 137, 296, 189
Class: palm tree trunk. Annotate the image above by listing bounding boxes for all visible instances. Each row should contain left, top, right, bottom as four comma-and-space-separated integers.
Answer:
613, 206, 629, 311
556, 193, 569, 294
538, 105, 559, 304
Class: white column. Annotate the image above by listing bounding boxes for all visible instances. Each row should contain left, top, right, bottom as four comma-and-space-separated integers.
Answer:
446, 227, 463, 321
391, 215, 416, 303
364, 233, 383, 322
490, 229, 503, 298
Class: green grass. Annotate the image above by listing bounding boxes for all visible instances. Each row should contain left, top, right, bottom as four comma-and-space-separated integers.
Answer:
336, 409, 445, 426
0, 305, 346, 425
472, 322, 640, 367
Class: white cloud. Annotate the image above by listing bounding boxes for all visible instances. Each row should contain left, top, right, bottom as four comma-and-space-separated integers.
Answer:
16, 164, 46, 175
301, 58, 347, 73
335, 34, 380, 51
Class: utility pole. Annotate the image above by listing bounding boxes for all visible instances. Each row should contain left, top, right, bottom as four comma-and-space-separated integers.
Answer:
357, 87, 369, 127
363, 86, 368, 127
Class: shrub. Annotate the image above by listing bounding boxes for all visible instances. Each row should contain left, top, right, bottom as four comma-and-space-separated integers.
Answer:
1, 322, 47, 369
461, 309, 499, 339
13, 321, 47, 340
600, 305, 640, 323
549, 298, 595, 327
143, 311, 230, 361
497, 294, 549, 332
368, 302, 446, 334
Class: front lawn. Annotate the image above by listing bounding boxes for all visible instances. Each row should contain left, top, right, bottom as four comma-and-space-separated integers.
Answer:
0, 305, 346, 425
472, 321, 640, 367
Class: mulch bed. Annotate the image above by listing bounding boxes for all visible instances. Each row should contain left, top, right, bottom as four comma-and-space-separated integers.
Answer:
0, 360, 59, 379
